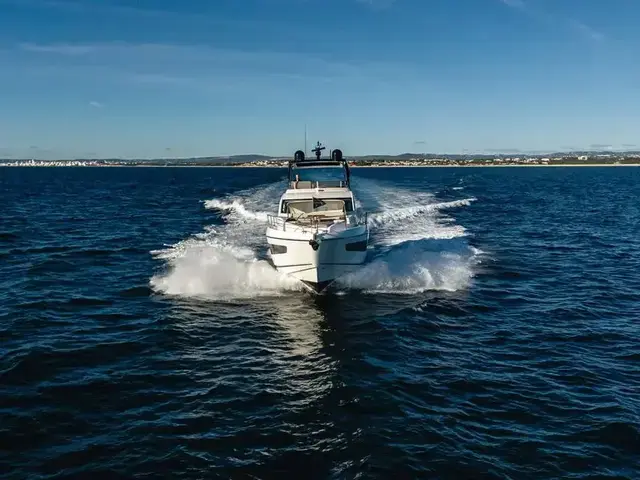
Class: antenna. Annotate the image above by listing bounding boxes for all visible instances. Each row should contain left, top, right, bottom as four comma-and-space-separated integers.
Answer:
304, 124, 307, 157
311, 141, 325, 160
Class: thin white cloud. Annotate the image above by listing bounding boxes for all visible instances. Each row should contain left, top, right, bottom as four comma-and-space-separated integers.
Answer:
89, 101, 104, 108
570, 20, 604, 42
497, 0, 605, 43
19, 42, 96, 55
14, 42, 422, 89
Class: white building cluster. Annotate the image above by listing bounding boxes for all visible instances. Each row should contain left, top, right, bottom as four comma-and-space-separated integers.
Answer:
0, 159, 102, 167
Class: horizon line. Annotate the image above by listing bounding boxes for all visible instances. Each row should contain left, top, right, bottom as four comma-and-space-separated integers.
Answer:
2, 149, 639, 162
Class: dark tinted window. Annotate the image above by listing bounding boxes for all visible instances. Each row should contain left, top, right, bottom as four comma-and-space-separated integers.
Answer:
270, 244, 287, 254
345, 240, 367, 251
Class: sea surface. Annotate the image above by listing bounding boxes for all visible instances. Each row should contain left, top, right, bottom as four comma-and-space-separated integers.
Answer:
1, 166, 639, 479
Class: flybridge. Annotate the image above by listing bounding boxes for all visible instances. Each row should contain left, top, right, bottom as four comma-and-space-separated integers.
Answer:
288, 141, 351, 188
292, 141, 344, 163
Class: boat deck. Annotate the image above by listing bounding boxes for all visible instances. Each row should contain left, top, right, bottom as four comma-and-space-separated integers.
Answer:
267, 211, 366, 233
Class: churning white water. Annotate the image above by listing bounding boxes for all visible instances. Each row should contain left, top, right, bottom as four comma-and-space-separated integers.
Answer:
150, 175, 479, 300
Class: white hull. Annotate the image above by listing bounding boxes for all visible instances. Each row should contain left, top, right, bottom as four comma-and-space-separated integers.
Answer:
266, 143, 367, 292
266, 225, 368, 292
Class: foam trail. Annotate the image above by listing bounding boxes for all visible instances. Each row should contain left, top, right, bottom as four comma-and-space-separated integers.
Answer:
204, 199, 270, 222
150, 175, 480, 299
368, 198, 475, 228
342, 176, 480, 293
335, 239, 478, 294
150, 181, 304, 300
150, 244, 302, 300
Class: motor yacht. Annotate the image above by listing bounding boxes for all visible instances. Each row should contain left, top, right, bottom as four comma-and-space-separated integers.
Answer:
266, 142, 369, 293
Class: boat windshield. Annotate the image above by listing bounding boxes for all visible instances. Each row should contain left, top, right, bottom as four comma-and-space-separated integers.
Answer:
291, 166, 346, 184
281, 197, 353, 213
283, 198, 347, 221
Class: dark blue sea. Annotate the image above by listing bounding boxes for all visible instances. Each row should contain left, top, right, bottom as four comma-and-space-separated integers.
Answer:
1, 166, 639, 479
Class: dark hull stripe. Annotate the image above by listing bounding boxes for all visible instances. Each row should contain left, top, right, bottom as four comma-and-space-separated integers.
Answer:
275, 262, 365, 268
274, 263, 313, 268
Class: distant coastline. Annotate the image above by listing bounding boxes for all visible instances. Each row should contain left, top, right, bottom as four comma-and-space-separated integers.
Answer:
352, 163, 640, 168
2, 162, 640, 168
3, 163, 640, 168
2, 151, 640, 168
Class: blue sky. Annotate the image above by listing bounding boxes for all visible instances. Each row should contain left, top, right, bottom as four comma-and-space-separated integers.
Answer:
0, 0, 638, 158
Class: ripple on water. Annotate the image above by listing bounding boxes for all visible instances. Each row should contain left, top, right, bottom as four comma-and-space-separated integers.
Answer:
1, 166, 639, 479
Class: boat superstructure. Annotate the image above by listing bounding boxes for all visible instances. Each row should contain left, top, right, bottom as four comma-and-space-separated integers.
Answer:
266, 142, 369, 292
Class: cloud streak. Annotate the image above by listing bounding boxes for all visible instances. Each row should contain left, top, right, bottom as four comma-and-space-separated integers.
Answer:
15, 42, 422, 89
20, 42, 96, 55
570, 20, 605, 42
497, 0, 604, 42
89, 101, 103, 108
356, 0, 397, 10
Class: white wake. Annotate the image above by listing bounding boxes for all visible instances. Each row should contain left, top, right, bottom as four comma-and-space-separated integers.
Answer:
150, 175, 479, 299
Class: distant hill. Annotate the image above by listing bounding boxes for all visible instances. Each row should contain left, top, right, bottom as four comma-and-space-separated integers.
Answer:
348, 150, 640, 161
154, 154, 274, 164
4, 150, 640, 164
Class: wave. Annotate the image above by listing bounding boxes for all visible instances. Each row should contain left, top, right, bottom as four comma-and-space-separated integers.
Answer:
203, 199, 270, 222
149, 244, 304, 300
335, 239, 480, 294
150, 176, 480, 299
368, 198, 475, 227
